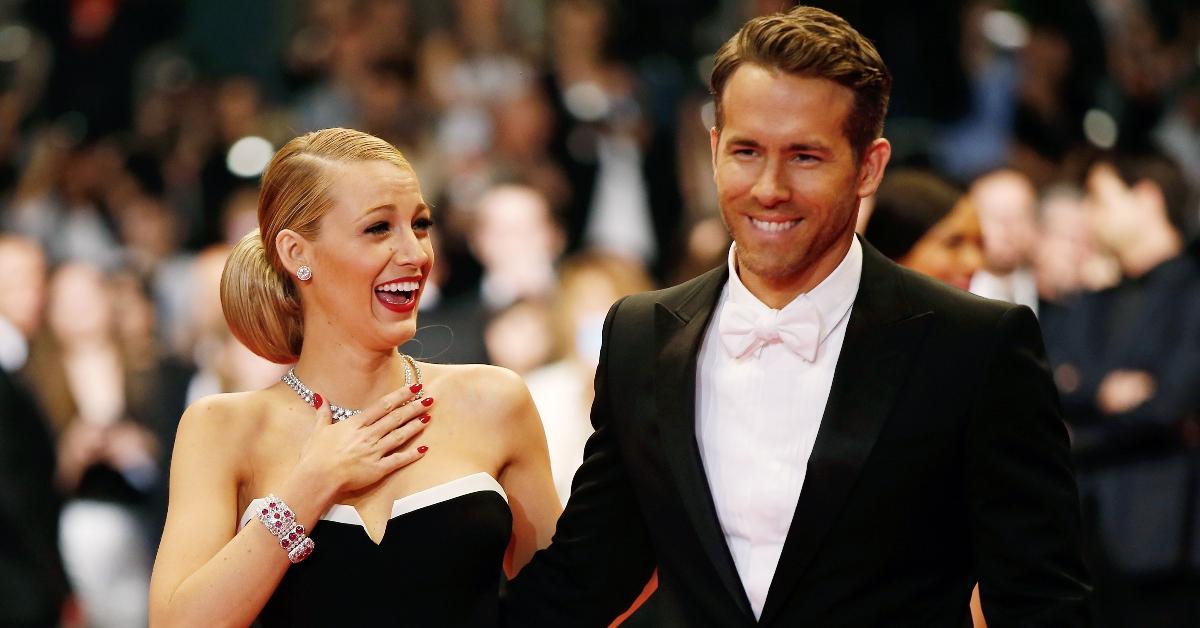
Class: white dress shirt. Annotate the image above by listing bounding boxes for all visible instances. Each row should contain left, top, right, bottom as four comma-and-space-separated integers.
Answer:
970, 267, 1039, 316
695, 237, 862, 618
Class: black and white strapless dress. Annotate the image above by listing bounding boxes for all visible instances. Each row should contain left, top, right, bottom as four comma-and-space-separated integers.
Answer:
238, 473, 512, 627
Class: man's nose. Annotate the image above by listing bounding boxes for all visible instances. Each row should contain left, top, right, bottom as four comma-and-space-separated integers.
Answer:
751, 161, 791, 207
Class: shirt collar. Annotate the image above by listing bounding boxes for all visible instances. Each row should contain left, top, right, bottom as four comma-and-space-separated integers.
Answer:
724, 236, 863, 344
0, 315, 29, 373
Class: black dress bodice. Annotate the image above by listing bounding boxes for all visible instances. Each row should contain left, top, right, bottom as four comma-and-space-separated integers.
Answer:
243, 474, 511, 628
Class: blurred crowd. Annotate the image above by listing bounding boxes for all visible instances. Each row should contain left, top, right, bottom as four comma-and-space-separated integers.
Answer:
0, 1, 1197, 627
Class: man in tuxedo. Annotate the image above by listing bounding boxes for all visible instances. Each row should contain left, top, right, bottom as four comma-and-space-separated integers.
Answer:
504, 6, 1090, 626
0, 236, 72, 627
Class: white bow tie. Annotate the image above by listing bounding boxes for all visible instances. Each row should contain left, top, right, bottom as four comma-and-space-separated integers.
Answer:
718, 298, 821, 361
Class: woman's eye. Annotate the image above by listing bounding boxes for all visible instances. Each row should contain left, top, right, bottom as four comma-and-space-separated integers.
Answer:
413, 217, 435, 232
365, 222, 390, 234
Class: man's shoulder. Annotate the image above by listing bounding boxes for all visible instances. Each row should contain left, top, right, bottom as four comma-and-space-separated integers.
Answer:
617, 265, 726, 319
882, 259, 1022, 333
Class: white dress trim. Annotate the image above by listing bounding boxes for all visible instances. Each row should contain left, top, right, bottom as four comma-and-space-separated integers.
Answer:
238, 472, 507, 531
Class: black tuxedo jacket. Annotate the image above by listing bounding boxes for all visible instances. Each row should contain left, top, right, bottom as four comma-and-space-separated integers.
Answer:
505, 239, 1090, 627
0, 366, 70, 625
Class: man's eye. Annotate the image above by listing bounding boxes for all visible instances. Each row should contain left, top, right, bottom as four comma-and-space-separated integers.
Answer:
365, 222, 389, 234
793, 154, 819, 163
733, 148, 756, 157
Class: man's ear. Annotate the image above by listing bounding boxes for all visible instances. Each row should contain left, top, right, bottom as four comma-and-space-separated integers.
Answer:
275, 229, 310, 277
710, 126, 720, 180
856, 138, 892, 199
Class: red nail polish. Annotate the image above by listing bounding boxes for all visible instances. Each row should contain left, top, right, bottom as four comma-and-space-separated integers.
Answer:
410, 383, 422, 394
417, 445, 429, 454
313, 393, 323, 410
419, 414, 431, 423
421, 397, 434, 407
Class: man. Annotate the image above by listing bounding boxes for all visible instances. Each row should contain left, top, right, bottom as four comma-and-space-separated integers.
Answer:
1046, 154, 1200, 627
968, 169, 1041, 313
0, 235, 73, 627
504, 6, 1090, 626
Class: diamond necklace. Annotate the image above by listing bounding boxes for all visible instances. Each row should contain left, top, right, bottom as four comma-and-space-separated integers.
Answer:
281, 354, 423, 422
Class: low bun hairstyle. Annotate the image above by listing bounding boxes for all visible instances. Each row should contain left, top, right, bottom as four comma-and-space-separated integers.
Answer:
220, 128, 413, 364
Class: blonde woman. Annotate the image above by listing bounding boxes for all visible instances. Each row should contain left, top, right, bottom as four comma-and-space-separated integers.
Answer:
149, 128, 560, 627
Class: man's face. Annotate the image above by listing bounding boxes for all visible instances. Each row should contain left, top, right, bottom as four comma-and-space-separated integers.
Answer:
711, 64, 888, 303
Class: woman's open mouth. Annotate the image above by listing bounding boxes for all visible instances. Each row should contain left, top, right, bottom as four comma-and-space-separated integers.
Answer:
374, 279, 420, 313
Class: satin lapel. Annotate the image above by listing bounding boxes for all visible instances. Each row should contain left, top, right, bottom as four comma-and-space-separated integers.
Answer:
758, 242, 934, 626
654, 266, 755, 619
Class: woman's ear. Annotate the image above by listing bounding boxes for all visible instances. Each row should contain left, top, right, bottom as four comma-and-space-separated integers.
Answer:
275, 229, 310, 278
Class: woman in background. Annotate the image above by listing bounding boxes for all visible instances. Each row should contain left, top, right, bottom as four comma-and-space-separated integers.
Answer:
862, 168, 984, 290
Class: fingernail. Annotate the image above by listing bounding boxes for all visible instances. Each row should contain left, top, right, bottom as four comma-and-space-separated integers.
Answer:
419, 414, 431, 424
313, 393, 323, 410
410, 383, 422, 394
417, 445, 429, 454
421, 397, 434, 407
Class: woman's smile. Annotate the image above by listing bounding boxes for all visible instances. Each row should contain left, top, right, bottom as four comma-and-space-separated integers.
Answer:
374, 276, 421, 313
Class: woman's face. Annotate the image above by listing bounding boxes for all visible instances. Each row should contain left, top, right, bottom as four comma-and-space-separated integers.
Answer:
899, 199, 984, 291
302, 160, 434, 351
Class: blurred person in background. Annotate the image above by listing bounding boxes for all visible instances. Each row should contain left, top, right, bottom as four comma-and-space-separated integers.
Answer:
405, 183, 565, 365
182, 244, 290, 406
482, 298, 555, 377
24, 262, 161, 628
525, 251, 654, 505
1047, 152, 1200, 628
1033, 184, 1121, 305
469, 184, 565, 311
0, 235, 75, 628
968, 168, 1041, 312
544, 0, 664, 270
862, 168, 985, 290
5, 131, 124, 269
150, 128, 559, 627
407, 182, 565, 365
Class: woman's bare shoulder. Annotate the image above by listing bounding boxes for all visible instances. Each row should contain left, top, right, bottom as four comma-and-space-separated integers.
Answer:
177, 389, 275, 444
423, 362, 534, 423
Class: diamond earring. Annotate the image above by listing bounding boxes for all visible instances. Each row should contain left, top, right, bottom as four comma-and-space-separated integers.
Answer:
296, 265, 312, 281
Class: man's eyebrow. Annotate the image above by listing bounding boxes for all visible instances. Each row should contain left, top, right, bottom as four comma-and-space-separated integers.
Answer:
724, 136, 832, 153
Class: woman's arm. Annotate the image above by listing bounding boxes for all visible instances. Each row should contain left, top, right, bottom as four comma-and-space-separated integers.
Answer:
149, 388, 430, 627
491, 369, 562, 575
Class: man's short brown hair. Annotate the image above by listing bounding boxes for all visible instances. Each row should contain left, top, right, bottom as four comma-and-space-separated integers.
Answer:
710, 5, 892, 159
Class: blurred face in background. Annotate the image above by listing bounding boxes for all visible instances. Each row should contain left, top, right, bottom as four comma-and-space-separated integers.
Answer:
898, 198, 984, 291
48, 263, 115, 343
0, 238, 48, 337
470, 185, 564, 282
1085, 162, 1149, 256
1035, 190, 1119, 299
971, 170, 1039, 273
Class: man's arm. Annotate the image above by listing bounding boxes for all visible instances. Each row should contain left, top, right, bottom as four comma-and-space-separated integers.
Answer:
966, 305, 1092, 627
503, 296, 657, 627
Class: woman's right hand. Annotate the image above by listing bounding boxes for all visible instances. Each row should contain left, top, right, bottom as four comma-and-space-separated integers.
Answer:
294, 385, 433, 494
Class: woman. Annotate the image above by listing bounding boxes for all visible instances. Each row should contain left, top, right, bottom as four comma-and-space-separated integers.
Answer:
862, 168, 984, 290
26, 262, 161, 628
149, 128, 561, 627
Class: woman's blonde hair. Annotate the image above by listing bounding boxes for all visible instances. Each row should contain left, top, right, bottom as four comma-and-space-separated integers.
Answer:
220, 128, 412, 364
